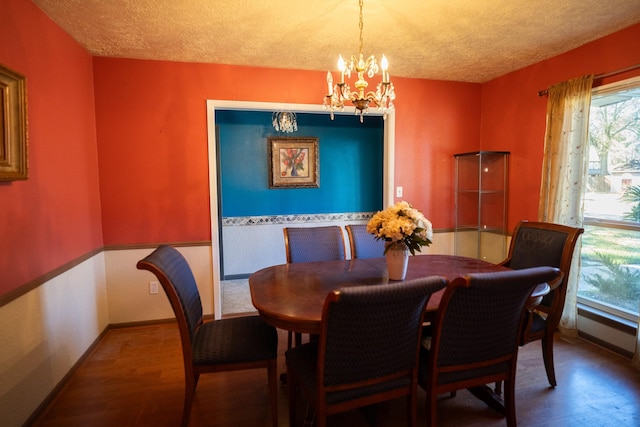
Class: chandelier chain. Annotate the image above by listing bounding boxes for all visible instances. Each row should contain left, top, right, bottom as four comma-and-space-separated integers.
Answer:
358, 0, 364, 56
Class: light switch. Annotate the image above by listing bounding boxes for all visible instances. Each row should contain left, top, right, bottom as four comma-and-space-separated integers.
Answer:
396, 186, 403, 197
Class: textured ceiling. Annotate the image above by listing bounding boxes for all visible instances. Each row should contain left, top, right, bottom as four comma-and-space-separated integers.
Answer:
33, 0, 640, 83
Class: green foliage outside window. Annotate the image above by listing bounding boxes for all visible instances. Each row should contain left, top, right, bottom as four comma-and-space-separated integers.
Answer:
621, 185, 640, 222
579, 225, 640, 313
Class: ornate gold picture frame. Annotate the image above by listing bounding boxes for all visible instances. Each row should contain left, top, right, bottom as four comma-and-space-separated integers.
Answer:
0, 64, 28, 181
268, 137, 319, 188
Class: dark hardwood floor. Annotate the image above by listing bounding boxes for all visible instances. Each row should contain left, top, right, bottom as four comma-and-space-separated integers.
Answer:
31, 321, 640, 427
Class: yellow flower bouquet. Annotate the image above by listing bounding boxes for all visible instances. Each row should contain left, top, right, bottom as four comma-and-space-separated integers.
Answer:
366, 201, 433, 255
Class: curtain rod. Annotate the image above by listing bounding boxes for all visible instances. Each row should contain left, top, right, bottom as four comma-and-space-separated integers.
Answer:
537, 63, 640, 97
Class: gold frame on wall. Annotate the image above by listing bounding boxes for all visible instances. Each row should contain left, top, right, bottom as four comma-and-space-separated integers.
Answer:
0, 64, 28, 181
268, 137, 319, 188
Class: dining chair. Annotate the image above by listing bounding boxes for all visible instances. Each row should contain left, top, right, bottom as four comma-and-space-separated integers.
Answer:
285, 276, 448, 427
498, 220, 584, 389
283, 225, 346, 347
419, 266, 561, 427
137, 245, 278, 427
283, 225, 346, 263
345, 223, 386, 259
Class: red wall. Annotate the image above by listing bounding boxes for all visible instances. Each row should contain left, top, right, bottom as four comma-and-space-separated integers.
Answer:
0, 0, 103, 295
393, 78, 481, 226
481, 23, 640, 230
93, 60, 481, 245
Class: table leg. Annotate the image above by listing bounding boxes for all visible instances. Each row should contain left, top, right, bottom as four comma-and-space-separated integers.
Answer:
467, 385, 505, 414
303, 404, 316, 427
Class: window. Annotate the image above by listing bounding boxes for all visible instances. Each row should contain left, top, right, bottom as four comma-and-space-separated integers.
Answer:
578, 77, 640, 319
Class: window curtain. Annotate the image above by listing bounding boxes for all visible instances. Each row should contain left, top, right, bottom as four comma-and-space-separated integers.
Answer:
635, 319, 640, 370
538, 75, 594, 337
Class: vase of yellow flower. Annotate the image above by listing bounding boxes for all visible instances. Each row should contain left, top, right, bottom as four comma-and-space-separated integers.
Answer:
384, 241, 410, 280
366, 201, 433, 280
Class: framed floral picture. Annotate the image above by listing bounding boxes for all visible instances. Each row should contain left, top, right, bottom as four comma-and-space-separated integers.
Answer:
0, 64, 28, 181
268, 137, 319, 188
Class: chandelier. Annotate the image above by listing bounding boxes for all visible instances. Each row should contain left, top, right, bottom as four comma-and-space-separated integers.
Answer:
272, 111, 298, 133
323, 0, 395, 122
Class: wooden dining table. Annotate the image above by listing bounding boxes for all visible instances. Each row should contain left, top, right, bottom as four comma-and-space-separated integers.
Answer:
249, 254, 549, 335
249, 254, 550, 415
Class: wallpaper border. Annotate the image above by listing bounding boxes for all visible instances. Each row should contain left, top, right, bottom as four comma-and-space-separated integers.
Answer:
222, 211, 377, 226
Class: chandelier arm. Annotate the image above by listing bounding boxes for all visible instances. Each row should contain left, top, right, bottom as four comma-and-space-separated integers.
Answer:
364, 90, 383, 99
371, 82, 392, 97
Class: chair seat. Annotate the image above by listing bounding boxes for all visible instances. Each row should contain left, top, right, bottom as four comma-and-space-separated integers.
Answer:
193, 316, 278, 365
419, 348, 510, 385
528, 311, 547, 334
286, 341, 412, 406
531, 312, 547, 332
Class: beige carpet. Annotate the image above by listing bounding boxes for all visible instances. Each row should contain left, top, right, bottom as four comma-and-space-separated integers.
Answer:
221, 279, 256, 315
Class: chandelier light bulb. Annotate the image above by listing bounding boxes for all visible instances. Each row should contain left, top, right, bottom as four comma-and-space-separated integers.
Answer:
381, 55, 389, 82
337, 55, 346, 84
326, 71, 333, 95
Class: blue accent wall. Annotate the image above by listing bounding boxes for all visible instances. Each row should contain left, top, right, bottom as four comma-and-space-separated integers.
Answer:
216, 110, 384, 216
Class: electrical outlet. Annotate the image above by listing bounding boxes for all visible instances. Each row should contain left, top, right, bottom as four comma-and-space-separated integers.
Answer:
149, 281, 159, 295
396, 186, 403, 197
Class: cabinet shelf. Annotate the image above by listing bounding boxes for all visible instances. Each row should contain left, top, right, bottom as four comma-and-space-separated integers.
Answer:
454, 151, 509, 263
456, 189, 505, 194
455, 225, 505, 233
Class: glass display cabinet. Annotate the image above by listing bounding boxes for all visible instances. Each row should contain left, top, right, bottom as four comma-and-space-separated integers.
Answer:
454, 151, 509, 263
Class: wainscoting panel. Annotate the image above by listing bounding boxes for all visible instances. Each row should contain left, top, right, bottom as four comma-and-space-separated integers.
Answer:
0, 252, 108, 427
105, 246, 214, 324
